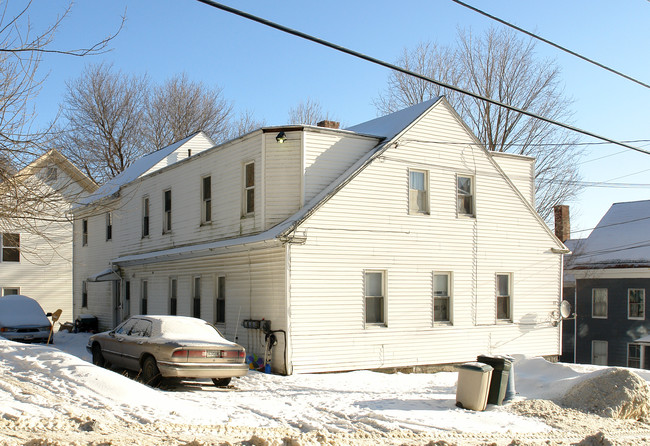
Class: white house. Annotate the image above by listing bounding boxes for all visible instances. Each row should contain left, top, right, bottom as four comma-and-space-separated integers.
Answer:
0, 149, 96, 323
71, 98, 567, 374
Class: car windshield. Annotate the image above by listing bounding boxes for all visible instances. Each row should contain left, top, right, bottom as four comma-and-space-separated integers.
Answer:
159, 318, 222, 340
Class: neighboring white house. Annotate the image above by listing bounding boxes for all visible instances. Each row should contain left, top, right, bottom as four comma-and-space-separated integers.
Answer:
0, 149, 97, 323
71, 98, 567, 374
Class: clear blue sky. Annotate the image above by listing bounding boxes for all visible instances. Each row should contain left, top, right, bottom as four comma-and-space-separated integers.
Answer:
27, 0, 650, 238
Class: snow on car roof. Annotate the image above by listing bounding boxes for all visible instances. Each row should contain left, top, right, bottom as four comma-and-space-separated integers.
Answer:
132, 315, 236, 344
0, 295, 50, 327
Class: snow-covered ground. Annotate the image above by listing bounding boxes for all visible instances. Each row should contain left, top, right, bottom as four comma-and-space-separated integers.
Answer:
1, 332, 650, 445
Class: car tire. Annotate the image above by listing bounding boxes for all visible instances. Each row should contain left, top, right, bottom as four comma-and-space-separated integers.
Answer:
212, 377, 231, 387
141, 356, 162, 387
92, 344, 106, 368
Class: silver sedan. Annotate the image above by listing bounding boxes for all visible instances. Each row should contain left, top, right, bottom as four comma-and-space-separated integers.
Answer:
87, 315, 248, 387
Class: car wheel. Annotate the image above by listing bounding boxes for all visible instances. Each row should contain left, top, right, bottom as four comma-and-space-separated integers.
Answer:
141, 356, 162, 387
92, 344, 105, 368
212, 377, 231, 387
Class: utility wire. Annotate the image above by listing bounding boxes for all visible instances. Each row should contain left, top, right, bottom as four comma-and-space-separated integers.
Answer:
194, 0, 650, 156
451, 0, 650, 90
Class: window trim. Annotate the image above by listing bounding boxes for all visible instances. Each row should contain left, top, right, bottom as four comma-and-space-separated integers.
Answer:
496, 273, 512, 322
243, 161, 255, 217
169, 277, 178, 316
591, 340, 608, 366
1, 233, 20, 262
408, 168, 429, 215
142, 196, 150, 238
201, 175, 212, 224
163, 189, 172, 234
457, 174, 475, 217
2, 287, 20, 296
433, 272, 452, 325
628, 288, 645, 320
591, 288, 608, 319
364, 270, 387, 327
628, 343, 642, 369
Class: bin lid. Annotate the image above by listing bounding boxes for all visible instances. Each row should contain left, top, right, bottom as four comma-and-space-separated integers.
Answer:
459, 362, 493, 372
477, 354, 513, 370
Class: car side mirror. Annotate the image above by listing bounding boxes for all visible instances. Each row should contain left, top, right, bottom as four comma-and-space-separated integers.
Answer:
109, 331, 116, 337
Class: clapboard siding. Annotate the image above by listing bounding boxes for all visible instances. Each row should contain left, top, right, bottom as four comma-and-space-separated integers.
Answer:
287, 100, 561, 373
265, 132, 301, 228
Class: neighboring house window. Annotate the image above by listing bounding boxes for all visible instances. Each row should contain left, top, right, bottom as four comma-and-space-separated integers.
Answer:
457, 175, 474, 216
629, 289, 645, 320
169, 278, 177, 315
163, 189, 172, 233
628, 344, 641, 368
106, 212, 113, 241
1, 233, 20, 262
142, 196, 150, 238
244, 162, 255, 215
193, 276, 201, 318
496, 273, 512, 321
433, 272, 451, 323
82, 281, 88, 308
409, 169, 429, 214
591, 288, 608, 318
141, 280, 148, 314
592, 340, 608, 366
2, 288, 19, 296
82, 219, 88, 246
202, 176, 212, 224
365, 270, 385, 325
215, 275, 226, 324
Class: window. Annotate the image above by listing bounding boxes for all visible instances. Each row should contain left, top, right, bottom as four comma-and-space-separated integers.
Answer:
433, 273, 451, 323
591, 288, 608, 318
106, 212, 113, 241
215, 275, 226, 324
82, 281, 88, 308
365, 271, 385, 325
142, 196, 150, 238
141, 280, 148, 315
1, 233, 19, 262
244, 162, 255, 215
202, 176, 212, 223
124, 280, 131, 318
628, 344, 642, 368
163, 189, 172, 233
2, 288, 19, 296
193, 276, 201, 318
130, 319, 152, 337
409, 169, 429, 214
82, 219, 88, 246
169, 278, 177, 315
592, 340, 608, 366
496, 273, 512, 321
457, 175, 474, 216
629, 289, 645, 319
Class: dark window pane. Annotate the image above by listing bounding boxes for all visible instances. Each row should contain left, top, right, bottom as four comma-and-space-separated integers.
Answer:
366, 296, 384, 324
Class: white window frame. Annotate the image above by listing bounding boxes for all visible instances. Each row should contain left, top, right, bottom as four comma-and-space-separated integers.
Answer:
496, 273, 512, 322
457, 174, 475, 217
215, 275, 226, 324
142, 196, 150, 238
591, 340, 608, 366
364, 270, 386, 326
163, 189, 172, 234
591, 288, 608, 319
2, 287, 20, 296
192, 276, 201, 319
169, 277, 178, 315
1, 233, 20, 262
628, 288, 645, 320
408, 169, 429, 215
201, 175, 212, 224
105, 212, 113, 241
628, 343, 642, 368
433, 272, 452, 324
243, 161, 255, 216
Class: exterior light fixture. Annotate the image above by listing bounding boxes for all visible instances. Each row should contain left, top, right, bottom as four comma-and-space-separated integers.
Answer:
276, 132, 287, 143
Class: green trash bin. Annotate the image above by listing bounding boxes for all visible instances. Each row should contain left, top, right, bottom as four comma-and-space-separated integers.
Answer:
477, 354, 512, 405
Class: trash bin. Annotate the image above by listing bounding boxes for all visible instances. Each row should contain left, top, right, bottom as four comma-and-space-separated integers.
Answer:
74, 314, 98, 333
477, 354, 512, 405
456, 362, 493, 411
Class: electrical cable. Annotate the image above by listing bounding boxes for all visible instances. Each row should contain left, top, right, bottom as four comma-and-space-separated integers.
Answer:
450, 0, 650, 90
194, 0, 650, 156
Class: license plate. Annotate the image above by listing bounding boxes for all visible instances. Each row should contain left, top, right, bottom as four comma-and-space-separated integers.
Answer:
206, 351, 221, 358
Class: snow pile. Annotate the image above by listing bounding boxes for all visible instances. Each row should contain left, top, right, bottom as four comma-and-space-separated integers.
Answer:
560, 368, 650, 419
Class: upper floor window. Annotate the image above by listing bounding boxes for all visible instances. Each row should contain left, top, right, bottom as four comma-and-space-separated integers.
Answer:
215, 275, 226, 324
244, 162, 255, 216
202, 176, 212, 224
496, 273, 512, 321
433, 272, 451, 323
163, 189, 172, 233
142, 196, 150, 238
629, 289, 645, 320
82, 219, 88, 246
409, 169, 429, 214
1, 233, 20, 262
592, 288, 607, 318
365, 270, 385, 325
457, 175, 474, 216
106, 212, 113, 241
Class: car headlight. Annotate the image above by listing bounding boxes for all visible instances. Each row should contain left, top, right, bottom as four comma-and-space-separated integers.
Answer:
0, 327, 17, 333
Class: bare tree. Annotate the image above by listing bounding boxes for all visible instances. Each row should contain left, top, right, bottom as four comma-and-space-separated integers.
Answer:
288, 98, 336, 125
145, 73, 233, 149
56, 63, 148, 184
224, 109, 266, 141
375, 27, 582, 221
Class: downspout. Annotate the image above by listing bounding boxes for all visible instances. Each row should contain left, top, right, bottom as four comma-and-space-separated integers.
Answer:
284, 241, 294, 375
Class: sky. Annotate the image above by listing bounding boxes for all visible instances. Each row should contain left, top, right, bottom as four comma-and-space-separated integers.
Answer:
22, 0, 650, 238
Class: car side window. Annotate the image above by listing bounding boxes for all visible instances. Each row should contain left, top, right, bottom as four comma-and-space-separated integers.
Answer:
130, 319, 152, 337
115, 319, 137, 335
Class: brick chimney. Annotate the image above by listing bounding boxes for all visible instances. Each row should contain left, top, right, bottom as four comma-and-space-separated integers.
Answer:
317, 120, 340, 129
554, 205, 570, 243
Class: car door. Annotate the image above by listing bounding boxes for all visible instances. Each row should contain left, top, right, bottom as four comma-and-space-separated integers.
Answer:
101, 318, 137, 367
120, 318, 153, 371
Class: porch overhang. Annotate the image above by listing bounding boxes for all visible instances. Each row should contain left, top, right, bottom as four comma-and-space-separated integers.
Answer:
87, 268, 121, 282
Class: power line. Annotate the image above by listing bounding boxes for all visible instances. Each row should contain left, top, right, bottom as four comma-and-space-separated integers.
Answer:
450, 0, 650, 90
194, 0, 650, 156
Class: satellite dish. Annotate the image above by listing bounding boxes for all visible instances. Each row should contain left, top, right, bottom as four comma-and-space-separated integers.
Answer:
560, 300, 572, 319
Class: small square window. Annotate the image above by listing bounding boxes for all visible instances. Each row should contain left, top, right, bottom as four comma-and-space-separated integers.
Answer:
1, 233, 20, 262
